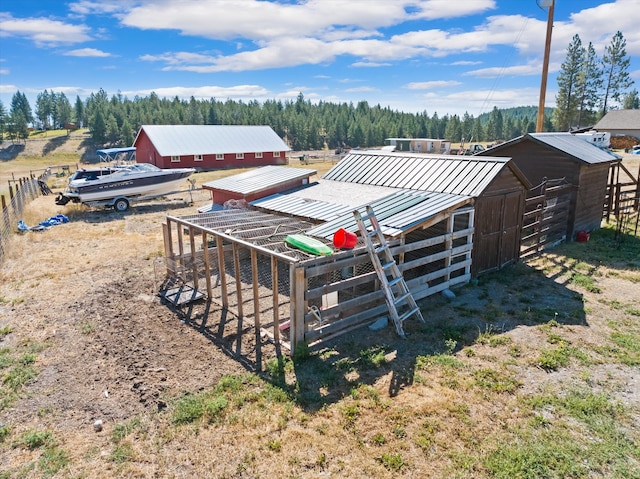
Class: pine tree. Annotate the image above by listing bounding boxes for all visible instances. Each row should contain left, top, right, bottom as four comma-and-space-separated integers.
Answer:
553, 34, 584, 131
0, 100, 5, 144
622, 89, 639, 109
601, 31, 633, 114
74, 96, 85, 128
574, 42, 602, 127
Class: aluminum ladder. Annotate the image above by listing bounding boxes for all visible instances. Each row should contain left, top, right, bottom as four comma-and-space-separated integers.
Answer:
353, 205, 425, 338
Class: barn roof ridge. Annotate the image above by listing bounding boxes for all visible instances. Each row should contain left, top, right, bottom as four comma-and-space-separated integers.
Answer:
134, 124, 291, 157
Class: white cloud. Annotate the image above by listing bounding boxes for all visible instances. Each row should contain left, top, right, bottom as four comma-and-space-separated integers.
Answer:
0, 14, 92, 47
351, 61, 392, 67
405, 81, 462, 90
65, 48, 112, 57
125, 85, 270, 100
465, 62, 543, 78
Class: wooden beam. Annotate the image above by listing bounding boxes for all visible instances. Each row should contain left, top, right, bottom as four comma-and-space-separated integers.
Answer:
233, 242, 243, 319
202, 230, 212, 299
271, 256, 280, 345
250, 249, 262, 353
216, 235, 228, 309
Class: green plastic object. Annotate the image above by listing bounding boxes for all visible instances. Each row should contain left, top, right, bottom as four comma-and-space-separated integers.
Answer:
285, 234, 333, 256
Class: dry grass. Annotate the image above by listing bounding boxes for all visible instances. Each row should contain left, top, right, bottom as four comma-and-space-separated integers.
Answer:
0, 149, 639, 478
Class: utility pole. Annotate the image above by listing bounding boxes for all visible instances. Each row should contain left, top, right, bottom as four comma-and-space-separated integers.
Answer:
536, 0, 555, 132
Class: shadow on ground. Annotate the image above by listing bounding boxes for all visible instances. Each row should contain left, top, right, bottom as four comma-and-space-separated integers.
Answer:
173, 253, 590, 412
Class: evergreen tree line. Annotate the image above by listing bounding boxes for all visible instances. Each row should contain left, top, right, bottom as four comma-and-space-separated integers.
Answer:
553, 30, 637, 131
0, 30, 635, 150
0, 90, 548, 150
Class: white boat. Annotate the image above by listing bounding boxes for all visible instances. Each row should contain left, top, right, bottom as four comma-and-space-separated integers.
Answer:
55, 162, 195, 211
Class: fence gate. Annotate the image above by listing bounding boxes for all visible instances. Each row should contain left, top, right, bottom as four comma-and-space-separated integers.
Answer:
520, 178, 575, 259
604, 160, 640, 224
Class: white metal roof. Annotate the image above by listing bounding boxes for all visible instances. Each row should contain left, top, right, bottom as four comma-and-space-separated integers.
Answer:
202, 165, 315, 195
251, 179, 472, 237
324, 150, 512, 197
136, 125, 291, 156
306, 189, 472, 238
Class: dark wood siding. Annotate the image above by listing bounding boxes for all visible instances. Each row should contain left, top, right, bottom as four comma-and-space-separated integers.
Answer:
481, 137, 615, 240
472, 167, 526, 275
489, 142, 581, 186
573, 163, 610, 235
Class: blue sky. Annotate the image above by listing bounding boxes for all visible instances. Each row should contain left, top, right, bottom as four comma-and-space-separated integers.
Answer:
1, 0, 638, 118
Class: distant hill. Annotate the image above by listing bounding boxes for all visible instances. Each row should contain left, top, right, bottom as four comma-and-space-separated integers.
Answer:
477, 106, 553, 124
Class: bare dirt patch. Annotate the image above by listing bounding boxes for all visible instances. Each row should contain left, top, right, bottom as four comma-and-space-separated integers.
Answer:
0, 156, 638, 478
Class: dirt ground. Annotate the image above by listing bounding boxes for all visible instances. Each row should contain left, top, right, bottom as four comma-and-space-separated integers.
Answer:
0, 194, 264, 425
0, 139, 639, 477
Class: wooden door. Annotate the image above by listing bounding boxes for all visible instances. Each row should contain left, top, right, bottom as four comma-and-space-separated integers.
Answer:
473, 191, 523, 275
499, 190, 524, 267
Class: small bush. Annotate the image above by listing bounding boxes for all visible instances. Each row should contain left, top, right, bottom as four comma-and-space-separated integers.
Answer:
377, 452, 406, 472
19, 430, 54, 450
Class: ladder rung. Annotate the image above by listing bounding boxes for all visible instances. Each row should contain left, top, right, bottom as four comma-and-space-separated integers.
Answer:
388, 276, 403, 288
398, 308, 420, 323
394, 293, 412, 305
367, 229, 381, 237
375, 245, 388, 253
381, 261, 396, 270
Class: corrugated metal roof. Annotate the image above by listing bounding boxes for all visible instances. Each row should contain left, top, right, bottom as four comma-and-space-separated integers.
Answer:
202, 165, 315, 195
594, 109, 640, 130
527, 133, 621, 164
251, 194, 353, 222
138, 125, 291, 156
306, 190, 472, 239
250, 179, 404, 221
323, 151, 509, 197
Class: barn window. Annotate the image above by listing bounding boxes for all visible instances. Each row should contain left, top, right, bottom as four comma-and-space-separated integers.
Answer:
171, 155, 180, 163
236, 153, 244, 160
255, 152, 263, 159
216, 153, 224, 161
194, 154, 203, 162
273, 151, 280, 157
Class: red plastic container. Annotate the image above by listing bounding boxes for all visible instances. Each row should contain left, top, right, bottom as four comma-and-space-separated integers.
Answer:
333, 228, 358, 249
576, 230, 590, 242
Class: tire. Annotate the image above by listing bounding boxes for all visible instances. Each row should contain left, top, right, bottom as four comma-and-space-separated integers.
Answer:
114, 198, 129, 212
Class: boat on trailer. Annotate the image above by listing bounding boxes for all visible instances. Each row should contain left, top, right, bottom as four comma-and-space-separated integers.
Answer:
55, 147, 195, 211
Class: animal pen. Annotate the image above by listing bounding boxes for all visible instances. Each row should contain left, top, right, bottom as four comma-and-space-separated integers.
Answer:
161, 205, 475, 351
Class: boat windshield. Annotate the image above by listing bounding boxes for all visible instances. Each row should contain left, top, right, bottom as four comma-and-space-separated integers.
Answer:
127, 163, 161, 173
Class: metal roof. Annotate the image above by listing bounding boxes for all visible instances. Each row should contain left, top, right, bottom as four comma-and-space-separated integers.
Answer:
250, 179, 404, 221
323, 151, 510, 197
202, 165, 315, 195
306, 189, 472, 238
136, 125, 291, 156
520, 133, 620, 164
593, 109, 640, 130
251, 194, 353, 222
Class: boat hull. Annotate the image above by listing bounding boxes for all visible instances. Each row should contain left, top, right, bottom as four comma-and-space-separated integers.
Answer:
61, 165, 195, 204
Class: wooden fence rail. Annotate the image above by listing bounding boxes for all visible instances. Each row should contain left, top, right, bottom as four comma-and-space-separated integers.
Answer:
520, 179, 575, 259
0, 168, 64, 265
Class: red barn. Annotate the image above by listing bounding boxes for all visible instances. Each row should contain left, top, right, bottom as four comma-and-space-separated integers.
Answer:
133, 125, 290, 170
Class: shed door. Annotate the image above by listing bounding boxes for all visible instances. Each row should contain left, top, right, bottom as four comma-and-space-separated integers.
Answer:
475, 191, 523, 275
499, 191, 524, 267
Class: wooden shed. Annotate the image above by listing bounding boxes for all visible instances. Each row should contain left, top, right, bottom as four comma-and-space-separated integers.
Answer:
202, 166, 315, 207
479, 133, 620, 238
162, 188, 474, 351
133, 125, 290, 170
320, 151, 530, 276
160, 150, 534, 351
